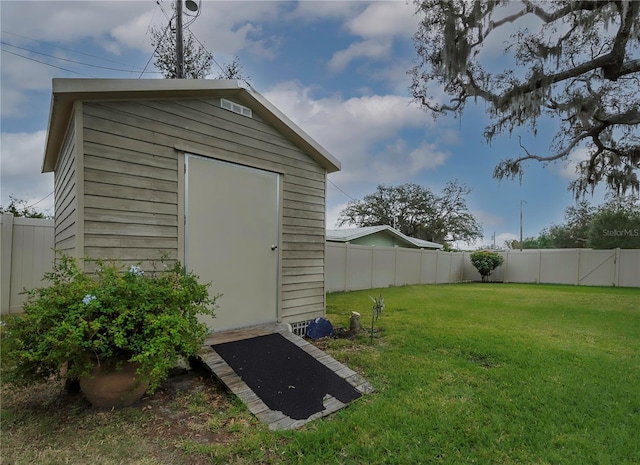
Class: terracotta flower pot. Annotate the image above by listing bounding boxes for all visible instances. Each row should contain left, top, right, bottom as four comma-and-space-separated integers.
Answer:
79, 361, 149, 408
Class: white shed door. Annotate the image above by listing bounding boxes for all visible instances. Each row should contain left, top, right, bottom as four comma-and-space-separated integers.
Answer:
186, 155, 279, 331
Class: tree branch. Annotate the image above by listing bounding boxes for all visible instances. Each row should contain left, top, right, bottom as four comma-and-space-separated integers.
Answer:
521, 0, 608, 23
468, 2, 640, 109
413, 0, 640, 196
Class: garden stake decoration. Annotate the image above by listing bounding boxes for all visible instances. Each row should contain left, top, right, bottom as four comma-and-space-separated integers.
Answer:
368, 294, 385, 344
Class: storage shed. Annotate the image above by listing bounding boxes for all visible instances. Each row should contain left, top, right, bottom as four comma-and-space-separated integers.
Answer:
43, 78, 340, 333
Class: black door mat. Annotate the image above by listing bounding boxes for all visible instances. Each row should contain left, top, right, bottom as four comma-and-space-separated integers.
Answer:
212, 333, 362, 421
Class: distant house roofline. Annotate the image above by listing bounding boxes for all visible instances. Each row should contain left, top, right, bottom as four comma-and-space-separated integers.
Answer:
326, 225, 443, 249
42, 78, 341, 174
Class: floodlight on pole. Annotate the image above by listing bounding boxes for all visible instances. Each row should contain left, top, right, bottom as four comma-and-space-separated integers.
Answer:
185, 0, 199, 12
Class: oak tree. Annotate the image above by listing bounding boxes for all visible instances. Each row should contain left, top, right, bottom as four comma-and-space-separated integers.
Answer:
337, 181, 483, 244
587, 195, 640, 248
411, 0, 640, 197
505, 195, 639, 248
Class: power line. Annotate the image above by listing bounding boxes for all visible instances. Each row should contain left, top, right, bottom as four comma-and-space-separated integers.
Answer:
328, 179, 357, 201
129, 0, 162, 77
27, 191, 54, 209
188, 30, 227, 77
1, 30, 143, 69
138, 22, 172, 78
211, 55, 227, 76
1, 48, 94, 77
1, 41, 160, 74
156, 0, 174, 23
136, 0, 172, 78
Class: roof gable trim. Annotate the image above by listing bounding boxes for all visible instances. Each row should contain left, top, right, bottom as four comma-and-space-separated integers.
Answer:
42, 79, 341, 174
326, 226, 443, 249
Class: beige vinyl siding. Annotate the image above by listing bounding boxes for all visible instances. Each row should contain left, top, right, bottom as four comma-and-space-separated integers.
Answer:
82, 141, 179, 265
54, 114, 77, 256
81, 98, 326, 322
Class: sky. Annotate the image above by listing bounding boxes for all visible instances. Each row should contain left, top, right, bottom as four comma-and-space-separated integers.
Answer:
0, 0, 605, 249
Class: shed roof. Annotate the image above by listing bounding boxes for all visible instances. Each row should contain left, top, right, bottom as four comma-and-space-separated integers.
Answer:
42, 78, 341, 173
326, 226, 443, 249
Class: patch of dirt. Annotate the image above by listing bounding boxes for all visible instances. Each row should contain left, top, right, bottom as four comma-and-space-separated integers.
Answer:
135, 364, 240, 464
331, 326, 354, 339
310, 325, 383, 351
309, 326, 355, 350
1, 362, 246, 465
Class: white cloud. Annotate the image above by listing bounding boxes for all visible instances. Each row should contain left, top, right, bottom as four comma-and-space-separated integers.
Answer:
1, 1, 153, 44
0, 46, 55, 89
187, 2, 285, 57
1, 1, 157, 116
110, 10, 157, 53
450, 209, 509, 250
486, 232, 518, 249
325, 200, 350, 230
328, 1, 417, 74
1, 131, 54, 213
265, 81, 423, 146
1, 131, 47, 177
329, 39, 392, 72
0, 88, 33, 119
286, 1, 362, 23
1, 1, 288, 117
434, 128, 461, 146
263, 81, 442, 189
367, 140, 448, 183
345, 1, 418, 39
474, 209, 505, 228
557, 147, 590, 181
407, 142, 449, 173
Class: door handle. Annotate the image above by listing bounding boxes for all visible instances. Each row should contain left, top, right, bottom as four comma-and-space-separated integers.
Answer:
271, 245, 278, 250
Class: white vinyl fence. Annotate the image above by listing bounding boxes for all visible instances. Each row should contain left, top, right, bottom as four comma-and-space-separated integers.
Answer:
1, 215, 638, 313
1, 214, 55, 314
326, 243, 640, 292
481, 248, 640, 288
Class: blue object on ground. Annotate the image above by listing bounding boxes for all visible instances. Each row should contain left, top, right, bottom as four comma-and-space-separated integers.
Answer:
305, 317, 334, 339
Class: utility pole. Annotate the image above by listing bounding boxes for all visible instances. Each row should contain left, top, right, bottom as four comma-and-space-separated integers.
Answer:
175, 0, 184, 78
519, 200, 526, 251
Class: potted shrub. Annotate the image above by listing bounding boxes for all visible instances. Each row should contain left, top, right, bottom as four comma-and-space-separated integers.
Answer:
1, 254, 218, 408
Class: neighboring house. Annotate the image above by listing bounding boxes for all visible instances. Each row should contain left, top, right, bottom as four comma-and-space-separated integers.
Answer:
326, 226, 443, 250
42, 78, 340, 333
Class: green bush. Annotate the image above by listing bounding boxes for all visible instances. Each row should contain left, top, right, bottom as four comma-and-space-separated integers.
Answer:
1, 254, 218, 392
470, 251, 504, 282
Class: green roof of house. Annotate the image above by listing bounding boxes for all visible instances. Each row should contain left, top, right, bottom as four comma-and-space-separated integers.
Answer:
326, 226, 443, 249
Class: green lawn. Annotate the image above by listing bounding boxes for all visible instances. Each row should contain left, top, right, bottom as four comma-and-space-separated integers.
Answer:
292, 284, 640, 465
2, 284, 639, 464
